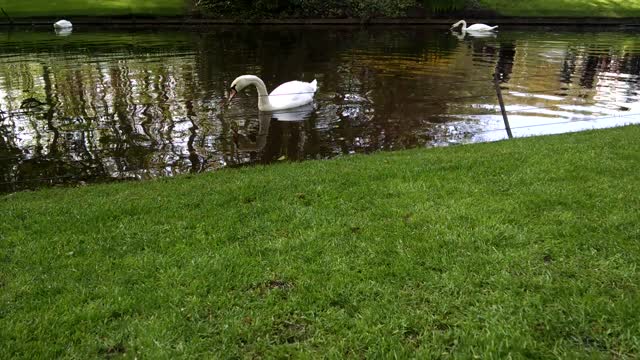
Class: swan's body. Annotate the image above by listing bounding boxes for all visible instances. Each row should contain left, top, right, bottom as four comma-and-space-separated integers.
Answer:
228, 75, 318, 111
451, 20, 497, 32
53, 20, 73, 29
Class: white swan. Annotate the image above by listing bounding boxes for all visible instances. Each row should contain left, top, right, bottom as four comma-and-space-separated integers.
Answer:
451, 20, 497, 32
227, 75, 318, 111
53, 20, 73, 29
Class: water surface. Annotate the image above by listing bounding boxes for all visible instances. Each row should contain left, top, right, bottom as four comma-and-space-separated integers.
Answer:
2, 26, 640, 192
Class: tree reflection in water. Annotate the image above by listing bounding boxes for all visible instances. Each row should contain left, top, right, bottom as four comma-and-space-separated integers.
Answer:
2, 27, 640, 192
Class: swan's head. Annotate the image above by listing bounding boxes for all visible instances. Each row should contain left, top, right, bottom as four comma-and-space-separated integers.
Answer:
228, 75, 259, 102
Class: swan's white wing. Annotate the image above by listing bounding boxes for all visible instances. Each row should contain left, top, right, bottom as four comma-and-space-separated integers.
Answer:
54, 20, 73, 29
466, 23, 497, 31
268, 80, 317, 110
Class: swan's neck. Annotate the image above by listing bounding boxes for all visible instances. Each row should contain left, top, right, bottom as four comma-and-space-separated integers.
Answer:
248, 77, 272, 111
459, 20, 467, 31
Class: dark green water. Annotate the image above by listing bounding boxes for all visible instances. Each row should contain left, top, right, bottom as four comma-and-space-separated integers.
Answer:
2, 26, 640, 192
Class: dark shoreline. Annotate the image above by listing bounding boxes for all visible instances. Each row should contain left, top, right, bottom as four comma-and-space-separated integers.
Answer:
3, 16, 640, 27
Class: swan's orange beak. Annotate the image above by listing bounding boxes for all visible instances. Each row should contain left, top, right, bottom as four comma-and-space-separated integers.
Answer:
227, 88, 238, 103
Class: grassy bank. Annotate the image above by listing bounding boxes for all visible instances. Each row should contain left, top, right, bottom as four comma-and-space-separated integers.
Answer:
479, 0, 640, 17
3, 0, 640, 19
195, 0, 640, 19
0, 0, 187, 17
2, 126, 639, 358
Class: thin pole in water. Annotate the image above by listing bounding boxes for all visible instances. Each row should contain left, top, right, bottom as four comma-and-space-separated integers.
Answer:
493, 72, 513, 139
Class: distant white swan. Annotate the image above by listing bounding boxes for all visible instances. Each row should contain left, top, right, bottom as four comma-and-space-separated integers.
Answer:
451, 20, 497, 32
53, 19, 73, 29
227, 75, 318, 111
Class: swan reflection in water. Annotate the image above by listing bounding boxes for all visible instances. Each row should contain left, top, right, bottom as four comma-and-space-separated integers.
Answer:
452, 30, 497, 40
231, 103, 316, 155
55, 28, 73, 37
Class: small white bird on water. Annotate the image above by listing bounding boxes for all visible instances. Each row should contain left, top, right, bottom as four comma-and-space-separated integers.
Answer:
53, 20, 73, 29
227, 75, 318, 111
450, 20, 497, 32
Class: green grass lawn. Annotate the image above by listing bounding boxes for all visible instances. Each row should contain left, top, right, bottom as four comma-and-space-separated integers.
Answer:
1, 126, 639, 358
2, 0, 640, 18
479, 0, 640, 17
0, 0, 187, 17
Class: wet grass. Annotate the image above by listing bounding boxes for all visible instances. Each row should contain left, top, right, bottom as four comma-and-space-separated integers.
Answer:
0, 0, 187, 18
479, 0, 640, 17
1, 126, 639, 358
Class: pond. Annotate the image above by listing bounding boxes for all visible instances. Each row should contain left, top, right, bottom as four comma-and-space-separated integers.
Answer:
1, 25, 640, 192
